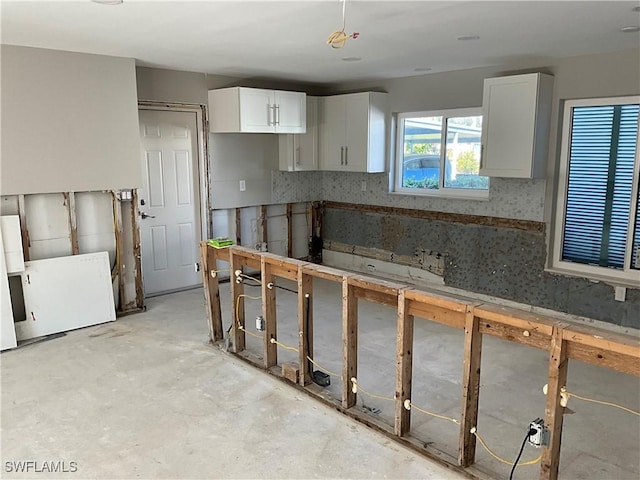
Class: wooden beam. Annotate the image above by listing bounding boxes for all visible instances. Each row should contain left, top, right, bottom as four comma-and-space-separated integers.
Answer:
230, 249, 246, 353
261, 258, 277, 368
112, 191, 125, 312
395, 288, 413, 437
540, 324, 569, 480
286, 203, 293, 258
261, 205, 268, 250
408, 301, 467, 330
235, 208, 242, 246
342, 277, 358, 409
459, 309, 482, 467
131, 189, 144, 309
200, 242, 223, 342
353, 286, 397, 307
65, 192, 79, 255
301, 263, 345, 282
17, 194, 30, 261
298, 270, 313, 385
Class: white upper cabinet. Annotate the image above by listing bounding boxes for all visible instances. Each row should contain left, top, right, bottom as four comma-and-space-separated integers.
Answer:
208, 87, 306, 133
279, 96, 318, 171
479, 72, 554, 178
319, 92, 387, 173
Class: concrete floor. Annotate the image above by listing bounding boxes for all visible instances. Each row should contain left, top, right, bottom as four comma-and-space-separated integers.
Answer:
1, 288, 462, 480
2, 278, 639, 480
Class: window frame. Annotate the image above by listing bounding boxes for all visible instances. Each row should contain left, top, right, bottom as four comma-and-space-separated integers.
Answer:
550, 96, 640, 286
393, 107, 489, 199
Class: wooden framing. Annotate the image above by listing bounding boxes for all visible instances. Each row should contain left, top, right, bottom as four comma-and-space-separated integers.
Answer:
17, 194, 30, 261
64, 192, 80, 255
261, 257, 277, 368
112, 190, 126, 311
202, 244, 640, 480
286, 203, 293, 258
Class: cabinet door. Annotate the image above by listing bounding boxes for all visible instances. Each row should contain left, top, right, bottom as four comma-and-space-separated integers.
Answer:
480, 75, 538, 177
319, 96, 346, 170
344, 93, 370, 172
278, 97, 317, 171
239, 88, 275, 133
275, 91, 306, 134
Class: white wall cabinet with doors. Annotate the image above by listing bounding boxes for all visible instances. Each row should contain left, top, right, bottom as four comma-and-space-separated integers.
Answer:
479, 72, 554, 178
279, 96, 318, 171
208, 87, 306, 134
319, 92, 388, 173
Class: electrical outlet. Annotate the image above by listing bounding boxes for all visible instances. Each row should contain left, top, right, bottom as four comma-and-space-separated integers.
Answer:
528, 418, 549, 447
239, 180, 246, 191
361, 180, 367, 192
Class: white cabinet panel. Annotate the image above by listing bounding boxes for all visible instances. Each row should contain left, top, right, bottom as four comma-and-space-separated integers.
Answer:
16, 252, 115, 341
209, 87, 306, 133
480, 73, 554, 178
1, 215, 25, 274
0, 227, 17, 351
279, 96, 318, 171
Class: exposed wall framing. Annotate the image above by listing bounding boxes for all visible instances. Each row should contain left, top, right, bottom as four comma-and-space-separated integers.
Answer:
202, 244, 640, 480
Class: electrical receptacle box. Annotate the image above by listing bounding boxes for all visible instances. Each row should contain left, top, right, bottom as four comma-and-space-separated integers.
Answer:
528, 418, 549, 447
255, 315, 265, 332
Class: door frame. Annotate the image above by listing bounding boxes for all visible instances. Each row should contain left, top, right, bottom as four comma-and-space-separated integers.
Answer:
138, 101, 211, 259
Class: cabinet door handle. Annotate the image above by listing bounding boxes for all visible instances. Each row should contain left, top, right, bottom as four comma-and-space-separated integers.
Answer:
345, 146, 348, 165
267, 103, 273, 126
275, 105, 280, 125
296, 146, 301, 166
340, 146, 344, 165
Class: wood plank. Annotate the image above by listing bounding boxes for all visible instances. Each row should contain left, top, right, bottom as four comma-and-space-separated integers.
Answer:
235, 208, 242, 246
230, 249, 246, 353
323, 201, 545, 232
405, 288, 473, 313
342, 277, 358, 409
348, 274, 406, 296
261, 205, 268, 248
112, 191, 125, 312
540, 324, 569, 480
408, 301, 467, 330
65, 192, 79, 255
566, 342, 639, 376
131, 189, 144, 309
200, 243, 223, 342
395, 288, 414, 437
298, 270, 313, 385
17, 194, 30, 262
302, 262, 345, 282
459, 309, 482, 467
563, 324, 640, 359
474, 303, 556, 337
229, 245, 263, 261
286, 203, 293, 258
353, 286, 397, 307
262, 258, 277, 368
478, 319, 552, 350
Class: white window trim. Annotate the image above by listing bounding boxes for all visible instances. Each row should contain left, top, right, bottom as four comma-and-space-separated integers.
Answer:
550, 96, 640, 287
393, 107, 489, 199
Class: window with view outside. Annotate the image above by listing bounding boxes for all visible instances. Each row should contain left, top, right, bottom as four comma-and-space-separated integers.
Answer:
397, 111, 488, 193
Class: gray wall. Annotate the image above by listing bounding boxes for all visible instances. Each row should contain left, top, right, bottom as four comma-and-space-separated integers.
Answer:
1, 46, 141, 194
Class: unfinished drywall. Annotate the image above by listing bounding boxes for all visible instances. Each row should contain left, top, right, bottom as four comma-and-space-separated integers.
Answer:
324, 206, 640, 328
1, 46, 141, 194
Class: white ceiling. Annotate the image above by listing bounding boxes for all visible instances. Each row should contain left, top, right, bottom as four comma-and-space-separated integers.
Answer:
2, 0, 639, 84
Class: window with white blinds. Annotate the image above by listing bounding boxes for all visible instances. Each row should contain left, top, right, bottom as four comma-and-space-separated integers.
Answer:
553, 97, 640, 285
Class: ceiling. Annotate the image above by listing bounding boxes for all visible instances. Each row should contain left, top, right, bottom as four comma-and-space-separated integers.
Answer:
2, 1, 639, 84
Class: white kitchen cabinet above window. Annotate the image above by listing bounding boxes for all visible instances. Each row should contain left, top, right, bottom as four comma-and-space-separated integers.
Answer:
479, 72, 554, 178
208, 87, 306, 134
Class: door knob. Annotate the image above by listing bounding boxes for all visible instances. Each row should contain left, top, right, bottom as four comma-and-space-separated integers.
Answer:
141, 212, 155, 219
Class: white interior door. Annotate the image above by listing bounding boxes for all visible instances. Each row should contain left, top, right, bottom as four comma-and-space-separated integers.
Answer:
139, 109, 202, 295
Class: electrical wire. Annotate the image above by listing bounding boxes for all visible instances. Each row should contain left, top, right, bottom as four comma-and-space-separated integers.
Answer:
404, 400, 460, 425
326, 0, 359, 49
270, 338, 299, 353
470, 427, 542, 467
306, 356, 341, 378
350, 378, 395, 402
234, 294, 264, 339
110, 192, 120, 283
509, 428, 536, 480
562, 388, 640, 416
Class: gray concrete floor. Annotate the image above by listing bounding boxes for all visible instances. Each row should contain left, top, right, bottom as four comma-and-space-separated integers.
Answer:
1, 287, 462, 480
229, 277, 640, 480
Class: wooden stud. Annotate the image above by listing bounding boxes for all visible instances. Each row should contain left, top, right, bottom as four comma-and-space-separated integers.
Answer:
459, 309, 483, 467
298, 269, 313, 385
17, 194, 30, 261
230, 249, 246, 353
395, 288, 414, 437
112, 191, 125, 312
261, 205, 268, 250
131, 189, 145, 309
235, 208, 242, 246
540, 324, 569, 480
65, 192, 79, 255
342, 277, 358, 409
200, 242, 223, 342
261, 257, 277, 368
286, 203, 293, 258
